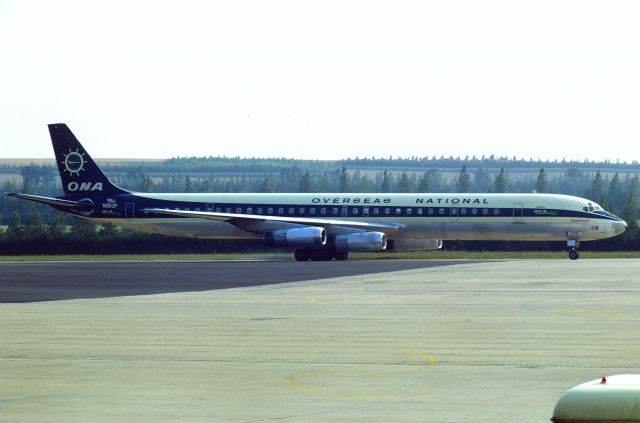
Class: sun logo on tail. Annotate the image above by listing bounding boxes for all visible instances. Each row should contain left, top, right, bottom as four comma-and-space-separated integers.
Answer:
61, 148, 86, 176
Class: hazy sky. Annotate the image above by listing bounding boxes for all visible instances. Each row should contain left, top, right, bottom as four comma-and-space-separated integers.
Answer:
1, 1, 639, 162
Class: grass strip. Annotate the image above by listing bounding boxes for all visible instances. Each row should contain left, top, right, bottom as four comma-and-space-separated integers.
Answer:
1, 250, 639, 262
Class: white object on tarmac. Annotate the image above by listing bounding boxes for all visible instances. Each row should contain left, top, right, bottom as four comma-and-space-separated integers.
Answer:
551, 374, 640, 423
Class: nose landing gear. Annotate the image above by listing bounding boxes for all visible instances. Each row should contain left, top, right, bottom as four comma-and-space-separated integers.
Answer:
567, 240, 580, 260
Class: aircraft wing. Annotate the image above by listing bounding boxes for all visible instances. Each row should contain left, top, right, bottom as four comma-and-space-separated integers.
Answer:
142, 207, 404, 234
5, 193, 94, 211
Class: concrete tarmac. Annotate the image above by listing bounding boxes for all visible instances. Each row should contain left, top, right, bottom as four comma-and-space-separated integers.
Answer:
1, 259, 639, 422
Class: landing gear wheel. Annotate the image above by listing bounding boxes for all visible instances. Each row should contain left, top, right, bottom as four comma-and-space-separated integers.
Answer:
568, 249, 579, 260
294, 249, 310, 262
333, 252, 349, 261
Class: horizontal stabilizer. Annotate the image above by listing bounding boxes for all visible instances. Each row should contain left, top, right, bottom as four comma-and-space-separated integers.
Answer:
6, 193, 94, 211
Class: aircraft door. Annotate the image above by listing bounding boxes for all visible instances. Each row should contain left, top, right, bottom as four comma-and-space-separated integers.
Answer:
450, 207, 459, 221
513, 203, 524, 223
125, 202, 135, 219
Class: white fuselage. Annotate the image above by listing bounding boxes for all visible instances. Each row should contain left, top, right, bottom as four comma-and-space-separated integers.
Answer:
89, 192, 626, 243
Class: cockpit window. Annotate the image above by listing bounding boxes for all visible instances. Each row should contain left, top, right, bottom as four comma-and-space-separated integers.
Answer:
584, 203, 605, 213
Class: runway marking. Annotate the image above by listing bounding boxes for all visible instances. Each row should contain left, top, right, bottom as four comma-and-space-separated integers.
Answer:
402, 347, 439, 367
283, 369, 428, 401
556, 309, 619, 317
283, 348, 439, 400
521, 303, 623, 319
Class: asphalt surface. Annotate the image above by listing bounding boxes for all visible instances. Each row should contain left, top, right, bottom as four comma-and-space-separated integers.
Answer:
0, 260, 469, 302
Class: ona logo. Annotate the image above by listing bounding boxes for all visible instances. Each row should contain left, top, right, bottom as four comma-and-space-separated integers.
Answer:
67, 182, 103, 192
61, 149, 86, 176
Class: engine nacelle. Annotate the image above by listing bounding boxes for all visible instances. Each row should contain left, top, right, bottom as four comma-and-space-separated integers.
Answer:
263, 227, 327, 248
387, 239, 443, 251
333, 232, 387, 252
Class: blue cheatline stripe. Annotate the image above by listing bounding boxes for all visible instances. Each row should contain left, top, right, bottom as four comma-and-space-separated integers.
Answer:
84, 194, 622, 222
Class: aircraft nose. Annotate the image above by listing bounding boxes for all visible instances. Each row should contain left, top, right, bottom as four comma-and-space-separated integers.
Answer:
613, 221, 627, 234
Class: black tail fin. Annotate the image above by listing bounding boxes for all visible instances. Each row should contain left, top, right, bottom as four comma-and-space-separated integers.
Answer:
49, 123, 128, 196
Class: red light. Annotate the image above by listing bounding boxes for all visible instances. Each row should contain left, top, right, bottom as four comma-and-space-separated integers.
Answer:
601, 377, 607, 384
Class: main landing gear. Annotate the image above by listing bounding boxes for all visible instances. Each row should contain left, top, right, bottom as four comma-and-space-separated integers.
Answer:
567, 240, 580, 260
294, 249, 349, 262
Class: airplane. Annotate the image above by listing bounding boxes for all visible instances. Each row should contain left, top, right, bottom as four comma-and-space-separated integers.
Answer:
6, 123, 628, 261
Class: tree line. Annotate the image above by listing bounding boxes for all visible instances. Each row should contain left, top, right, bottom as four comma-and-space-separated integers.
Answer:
1, 158, 638, 254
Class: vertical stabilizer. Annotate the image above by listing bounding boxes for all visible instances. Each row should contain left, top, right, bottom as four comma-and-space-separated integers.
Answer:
49, 123, 128, 195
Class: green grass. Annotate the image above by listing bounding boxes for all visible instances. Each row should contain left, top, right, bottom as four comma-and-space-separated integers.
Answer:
0, 253, 291, 262
1, 250, 638, 261
352, 250, 640, 260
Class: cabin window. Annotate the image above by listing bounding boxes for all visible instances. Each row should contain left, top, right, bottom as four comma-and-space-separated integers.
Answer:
428, 208, 434, 215
417, 208, 423, 215
471, 208, 477, 215
395, 208, 402, 215
407, 208, 413, 215
268, 207, 274, 214
494, 208, 500, 215
195, 208, 201, 212
460, 208, 467, 215
257, 207, 263, 214
373, 208, 380, 215
299, 207, 305, 215
310, 207, 316, 215
483, 208, 489, 215
321, 207, 327, 215
185, 207, 190, 211
352, 207, 358, 215
278, 207, 284, 215
289, 207, 295, 215
451, 208, 458, 216
385, 208, 391, 215
332, 207, 339, 215
246, 207, 252, 214
236, 207, 242, 214
439, 208, 445, 215
225, 207, 231, 213
215, 207, 221, 213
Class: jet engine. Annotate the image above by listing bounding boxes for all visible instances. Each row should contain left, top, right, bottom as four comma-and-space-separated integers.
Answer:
387, 239, 443, 251
333, 232, 387, 252
263, 227, 327, 248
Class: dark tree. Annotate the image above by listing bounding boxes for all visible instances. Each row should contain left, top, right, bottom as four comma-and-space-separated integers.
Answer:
398, 172, 412, 193
381, 170, 393, 193
339, 166, 351, 193
536, 168, 549, 193
494, 167, 508, 193
456, 165, 471, 193
299, 172, 313, 193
